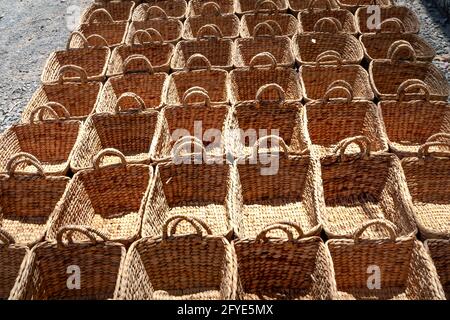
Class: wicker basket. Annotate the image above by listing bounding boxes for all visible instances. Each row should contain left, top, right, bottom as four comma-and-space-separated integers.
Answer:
107, 29, 174, 76
293, 18, 364, 65
234, 222, 336, 300
336, 0, 391, 13
380, 80, 450, 158
369, 41, 449, 101
235, 0, 288, 15
127, 6, 183, 44
22, 76, 102, 123
72, 9, 129, 48
320, 136, 417, 239
171, 24, 234, 71
132, 1, 187, 20
327, 219, 445, 300
81, 0, 135, 22
141, 143, 233, 238
233, 136, 321, 239
71, 102, 159, 171
187, 0, 234, 16
98, 55, 168, 112
10, 226, 126, 300
288, 0, 339, 14
42, 32, 110, 84
298, 4, 357, 34
118, 216, 237, 300
48, 149, 152, 245
306, 81, 388, 158
360, 19, 435, 62
300, 54, 373, 102
0, 154, 70, 246
227, 85, 309, 157
401, 141, 450, 239
0, 106, 81, 176
235, 22, 294, 68
166, 54, 229, 105
239, 0, 298, 38
183, 2, 240, 39
425, 239, 450, 299
0, 229, 29, 300
229, 52, 302, 105
356, 5, 420, 34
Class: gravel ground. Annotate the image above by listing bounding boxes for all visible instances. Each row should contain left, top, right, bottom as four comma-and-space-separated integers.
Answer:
0, 0, 448, 133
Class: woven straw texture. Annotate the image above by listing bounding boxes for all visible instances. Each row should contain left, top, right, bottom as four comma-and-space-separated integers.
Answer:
80, 1, 135, 23
187, 0, 234, 16
133, 1, 187, 20
298, 7, 357, 34
425, 239, 450, 299
48, 150, 152, 245
10, 226, 126, 300
118, 216, 238, 300
356, 5, 420, 34
320, 136, 417, 239
235, 0, 288, 15
327, 219, 445, 300
288, 0, 339, 14
336, 0, 391, 13
234, 223, 336, 300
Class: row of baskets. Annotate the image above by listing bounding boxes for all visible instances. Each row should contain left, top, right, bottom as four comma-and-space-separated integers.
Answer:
2, 218, 448, 300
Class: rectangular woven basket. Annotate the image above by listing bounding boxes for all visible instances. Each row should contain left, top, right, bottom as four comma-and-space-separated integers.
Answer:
80, 0, 136, 23
298, 7, 357, 34
337, 0, 391, 13
234, 222, 336, 300
288, 0, 339, 13
10, 226, 126, 300
235, 0, 288, 15
118, 216, 238, 300
133, 1, 187, 20
327, 219, 446, 300
425, 239, 450, 299
187, 0, 234, 16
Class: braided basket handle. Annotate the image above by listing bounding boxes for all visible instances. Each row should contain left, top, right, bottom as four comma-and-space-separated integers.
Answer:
249, 52, 277, 69
123, 54, 155, 74
255, 0, 279, 14
201, 2, 222, 16
313, 17, 343, 33
255, 83, 286, 103
131, 28, 164, 46
162, 215, 213, 239
171, 136, 206, 159
87, 8, 114, 23
418, 141, 450, 159
115, 92, 146, 113
252, 22, 276, 38
185, 54, 212, 71
182, 86, 211, 106
251, 135, 289, 158
145, 5, 168, 20
93, 148, 127, 169
387, 40, 417, 62
354, 219, 397, 243
67, 31, 88, 50
264, 20, 282, 35
85, 34, 110, 48
308, 0, 332, 11
5, 153, 45, 177
0, 228, 15, 245
196, 24, 223, 40
57, 65, 88, 84
376, 18, 406, 33
426, 133, 450, 143
29, 103, 70, 123
323, 80, 353, 102
334, 136, 371, 161
397, 79, 430, 102
316, 50, 342, 65
56, 225, 109, 246
256, 222, 304, 242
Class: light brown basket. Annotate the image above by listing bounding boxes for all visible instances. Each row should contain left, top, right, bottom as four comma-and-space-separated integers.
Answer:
132, 1, 187, 20
327, 219, 446, 300
183, 2, 240, 39
127, 6, 183, 44
10, 226, 126, 300
401, 141, 450, 239
22, 74, 102, 122
0, 229, 29, 300
0, 154, 70, 246
141, 147, 234, 238
71, 102, 160, 171
306, 81, 388, 158
229, 52, 302, 105
235, 22, 294, 68
234, 222, 336, 300
42, 32, 110, 85
293, 17, 363, 65
48, 149, 152, 245
288, 0, 339, 14
379, 80, 450, 158
118, 216, 237, 300
239, 0, 298, 38
72, 9, 129, 48
235, 0, 288, 15
320, 136, 417, 239
298, 4, 357, 34
233, 136, 322, 239
356, 5, 420, 34
0, 106, 81, 176
187, 0, 234, 16
226, 85, 309, 157
171, 24, 234, 71
369, 41, 449, 101
360, 19, 435, 62
80, 0, 136, 22
336, 0, 391, 13
107, 29, 174, 76
98, 55, 168, 112
300, 53, 373, 102
166, 54, 229, 105
425, 239, 450, 299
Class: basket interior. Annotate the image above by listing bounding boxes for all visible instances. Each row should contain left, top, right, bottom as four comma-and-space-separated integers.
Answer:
128, 21, 182, 43
111, 45, 173, 73
299, 10, 356, 33
357, 7, 418, 33
84, 2, 134, 21
426, 240, 450, 299
241, 14, 296, 36
77, 22, 127, 47
174, 40, 233, 68
0, 246, 28, 299
236, 37, 292, 66
186, 15, 239, 38
48, 49, 108, 80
